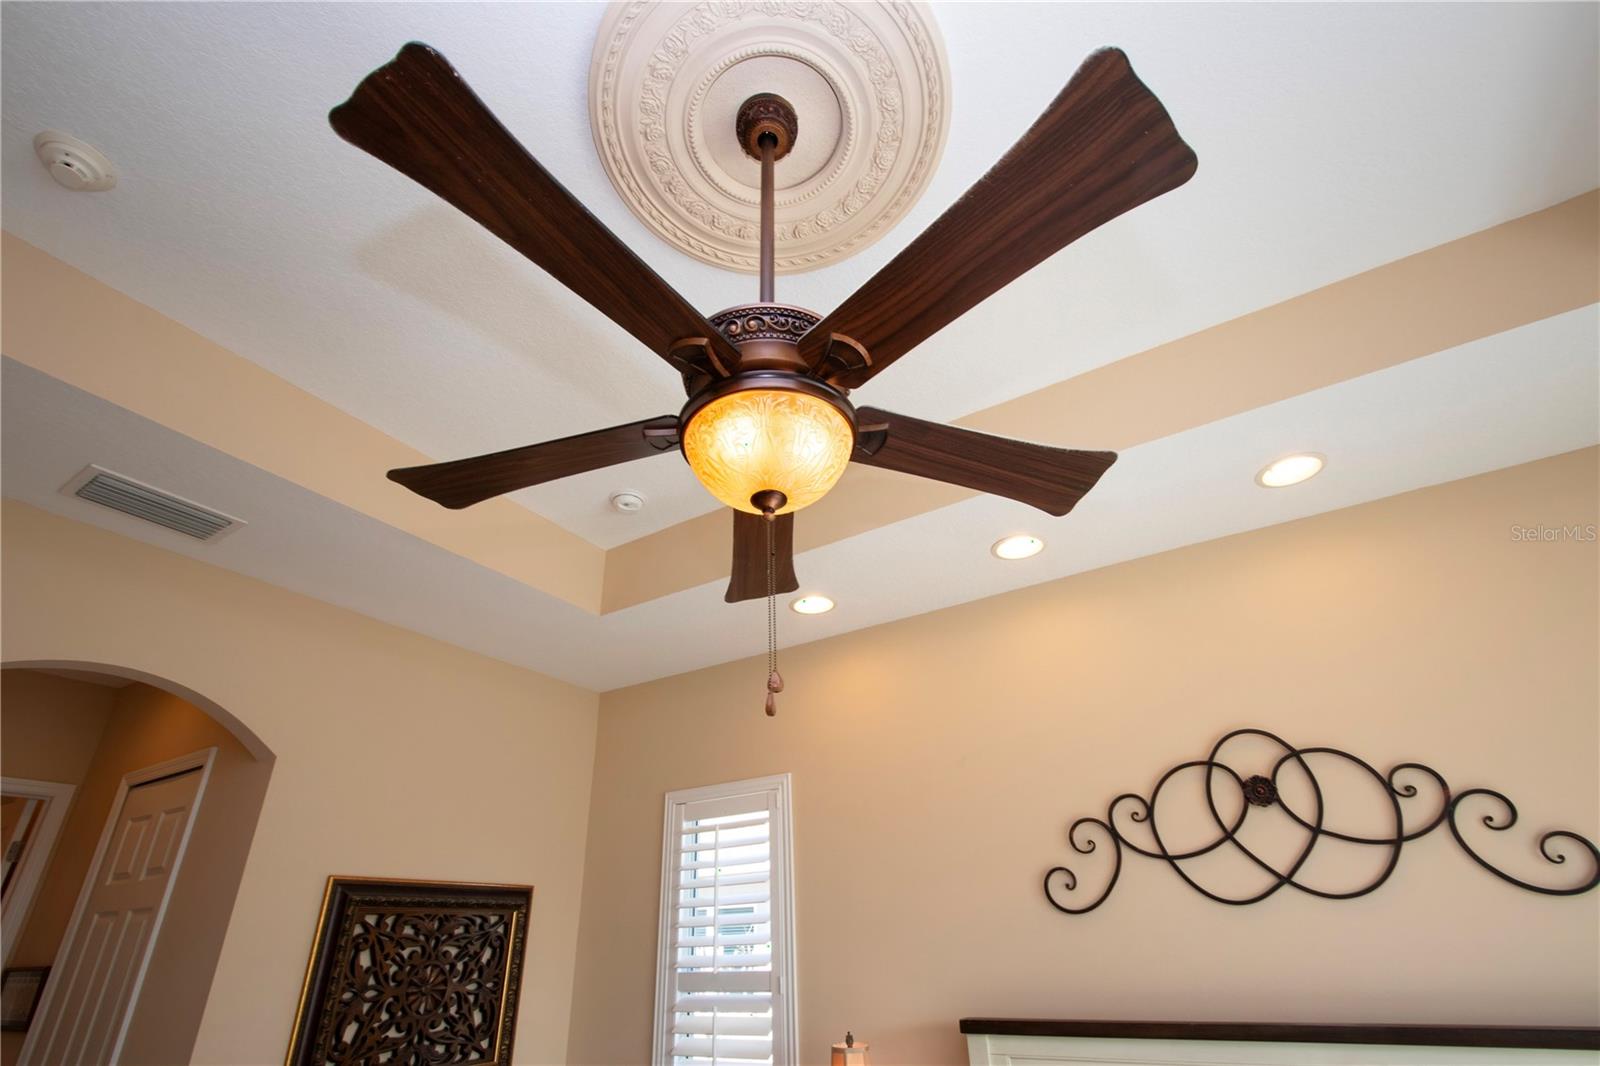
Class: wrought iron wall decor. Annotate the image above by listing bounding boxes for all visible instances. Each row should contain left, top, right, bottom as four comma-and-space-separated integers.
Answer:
286, 877, 532, 1066
1044, 728, 1600, 914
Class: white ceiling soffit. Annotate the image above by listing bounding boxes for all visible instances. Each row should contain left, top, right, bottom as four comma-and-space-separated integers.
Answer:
1, 3, 1595, 550
4, 306, 1594, 691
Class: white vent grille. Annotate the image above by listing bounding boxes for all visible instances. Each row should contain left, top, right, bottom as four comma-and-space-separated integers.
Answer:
62, 465, 243, 542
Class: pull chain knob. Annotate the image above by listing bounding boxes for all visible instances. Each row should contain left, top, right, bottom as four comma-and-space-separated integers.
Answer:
753, 491, 787, 717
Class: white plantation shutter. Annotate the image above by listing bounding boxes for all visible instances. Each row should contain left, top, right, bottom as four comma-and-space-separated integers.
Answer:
654, 775, 796, 1066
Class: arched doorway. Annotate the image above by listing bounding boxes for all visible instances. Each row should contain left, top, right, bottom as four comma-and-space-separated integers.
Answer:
0, 662, 275, 1066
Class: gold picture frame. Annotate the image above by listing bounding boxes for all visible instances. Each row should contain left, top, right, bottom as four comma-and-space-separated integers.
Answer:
285, 877, 532, 1066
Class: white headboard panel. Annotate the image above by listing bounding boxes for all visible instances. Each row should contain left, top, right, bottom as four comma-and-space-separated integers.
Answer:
964, 1025, 1599, 1066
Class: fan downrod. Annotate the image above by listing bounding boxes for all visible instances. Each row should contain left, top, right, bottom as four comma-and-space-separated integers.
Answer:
739, 93, 796, 305
689, 93, 826, 386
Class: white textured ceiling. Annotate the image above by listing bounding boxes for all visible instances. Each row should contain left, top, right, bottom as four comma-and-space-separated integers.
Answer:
6, 307, 1594, 690
2, 3, 1596, 547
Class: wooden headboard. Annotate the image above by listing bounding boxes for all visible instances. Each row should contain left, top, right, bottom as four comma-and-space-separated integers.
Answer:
960, 1020, 1600, 1065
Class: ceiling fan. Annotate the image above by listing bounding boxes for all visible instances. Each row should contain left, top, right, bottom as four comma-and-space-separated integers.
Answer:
330, 41, 1197, 606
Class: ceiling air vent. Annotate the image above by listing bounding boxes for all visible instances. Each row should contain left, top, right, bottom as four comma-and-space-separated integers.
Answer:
61, 465, 245, 542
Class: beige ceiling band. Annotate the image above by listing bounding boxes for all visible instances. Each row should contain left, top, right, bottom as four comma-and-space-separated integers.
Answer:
5, 192, 1594, 617
0, 233, 607, 614
601, 190, 1599, 611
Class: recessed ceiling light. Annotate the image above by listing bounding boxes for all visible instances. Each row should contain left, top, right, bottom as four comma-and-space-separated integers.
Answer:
790, 594, 834, 615
1256, 453, 1325, 488
991, 534, 1045, 560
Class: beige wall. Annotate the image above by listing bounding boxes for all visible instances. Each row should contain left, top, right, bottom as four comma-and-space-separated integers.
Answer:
1, 670, 115, 783
1, 678, 270, 1066
1, 500, 600, 1065
569, 448, 1600, 1065
0, 671, 116, 1065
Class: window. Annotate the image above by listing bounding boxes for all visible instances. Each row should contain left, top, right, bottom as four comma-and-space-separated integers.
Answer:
654, 774, 796, 1066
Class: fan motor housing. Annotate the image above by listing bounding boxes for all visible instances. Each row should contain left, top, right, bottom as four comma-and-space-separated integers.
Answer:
708, 303, 820, 374
684, 303, 856, 436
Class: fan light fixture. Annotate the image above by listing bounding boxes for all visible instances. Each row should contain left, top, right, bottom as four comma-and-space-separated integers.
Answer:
992, 534, 1045, 560
337, 43, 1199, 718
1256, 453, 1324, 488
790, 594, 835, 615
682, 388, 855, 514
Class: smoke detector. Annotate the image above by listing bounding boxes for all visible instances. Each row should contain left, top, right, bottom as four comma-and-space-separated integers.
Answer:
34, 130, 117, 192
609, 491, 645, 514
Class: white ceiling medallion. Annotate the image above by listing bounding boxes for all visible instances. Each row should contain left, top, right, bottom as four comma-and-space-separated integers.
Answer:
589, 1, 951, 274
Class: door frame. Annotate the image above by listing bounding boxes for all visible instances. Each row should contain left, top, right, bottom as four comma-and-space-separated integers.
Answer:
0, 777, 77, 966
19, 747, 217, 1066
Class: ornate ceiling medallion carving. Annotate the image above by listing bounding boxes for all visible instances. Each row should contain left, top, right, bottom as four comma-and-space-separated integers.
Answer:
589, 1, 951, 274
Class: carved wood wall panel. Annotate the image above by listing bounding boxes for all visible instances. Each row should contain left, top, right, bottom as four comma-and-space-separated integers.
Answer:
286, 878, 532, 1066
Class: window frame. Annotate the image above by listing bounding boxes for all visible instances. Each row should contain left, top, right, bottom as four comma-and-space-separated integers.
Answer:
652, 773, 798, 1066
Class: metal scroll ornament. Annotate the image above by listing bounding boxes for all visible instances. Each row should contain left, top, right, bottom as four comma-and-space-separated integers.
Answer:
1044, 728, 1600, 914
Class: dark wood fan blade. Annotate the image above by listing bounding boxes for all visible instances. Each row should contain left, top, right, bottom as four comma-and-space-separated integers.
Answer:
852, 407, 1115, 517
726, 511, 799, 604
799, 48, 1197, 389
389, 416, 679, 509
329, 43, 740, 381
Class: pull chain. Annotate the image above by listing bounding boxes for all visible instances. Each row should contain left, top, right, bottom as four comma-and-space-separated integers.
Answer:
764, 512, 783, 716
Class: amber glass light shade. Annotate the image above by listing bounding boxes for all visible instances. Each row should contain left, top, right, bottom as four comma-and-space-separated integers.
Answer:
682, 389, 854, 514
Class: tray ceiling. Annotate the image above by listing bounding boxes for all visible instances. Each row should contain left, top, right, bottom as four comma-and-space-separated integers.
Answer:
6, 304, 1595, 689
1, 2, 1596, 687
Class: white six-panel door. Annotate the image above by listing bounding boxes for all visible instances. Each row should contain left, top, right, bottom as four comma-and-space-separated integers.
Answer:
21, 758, 208, 1066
